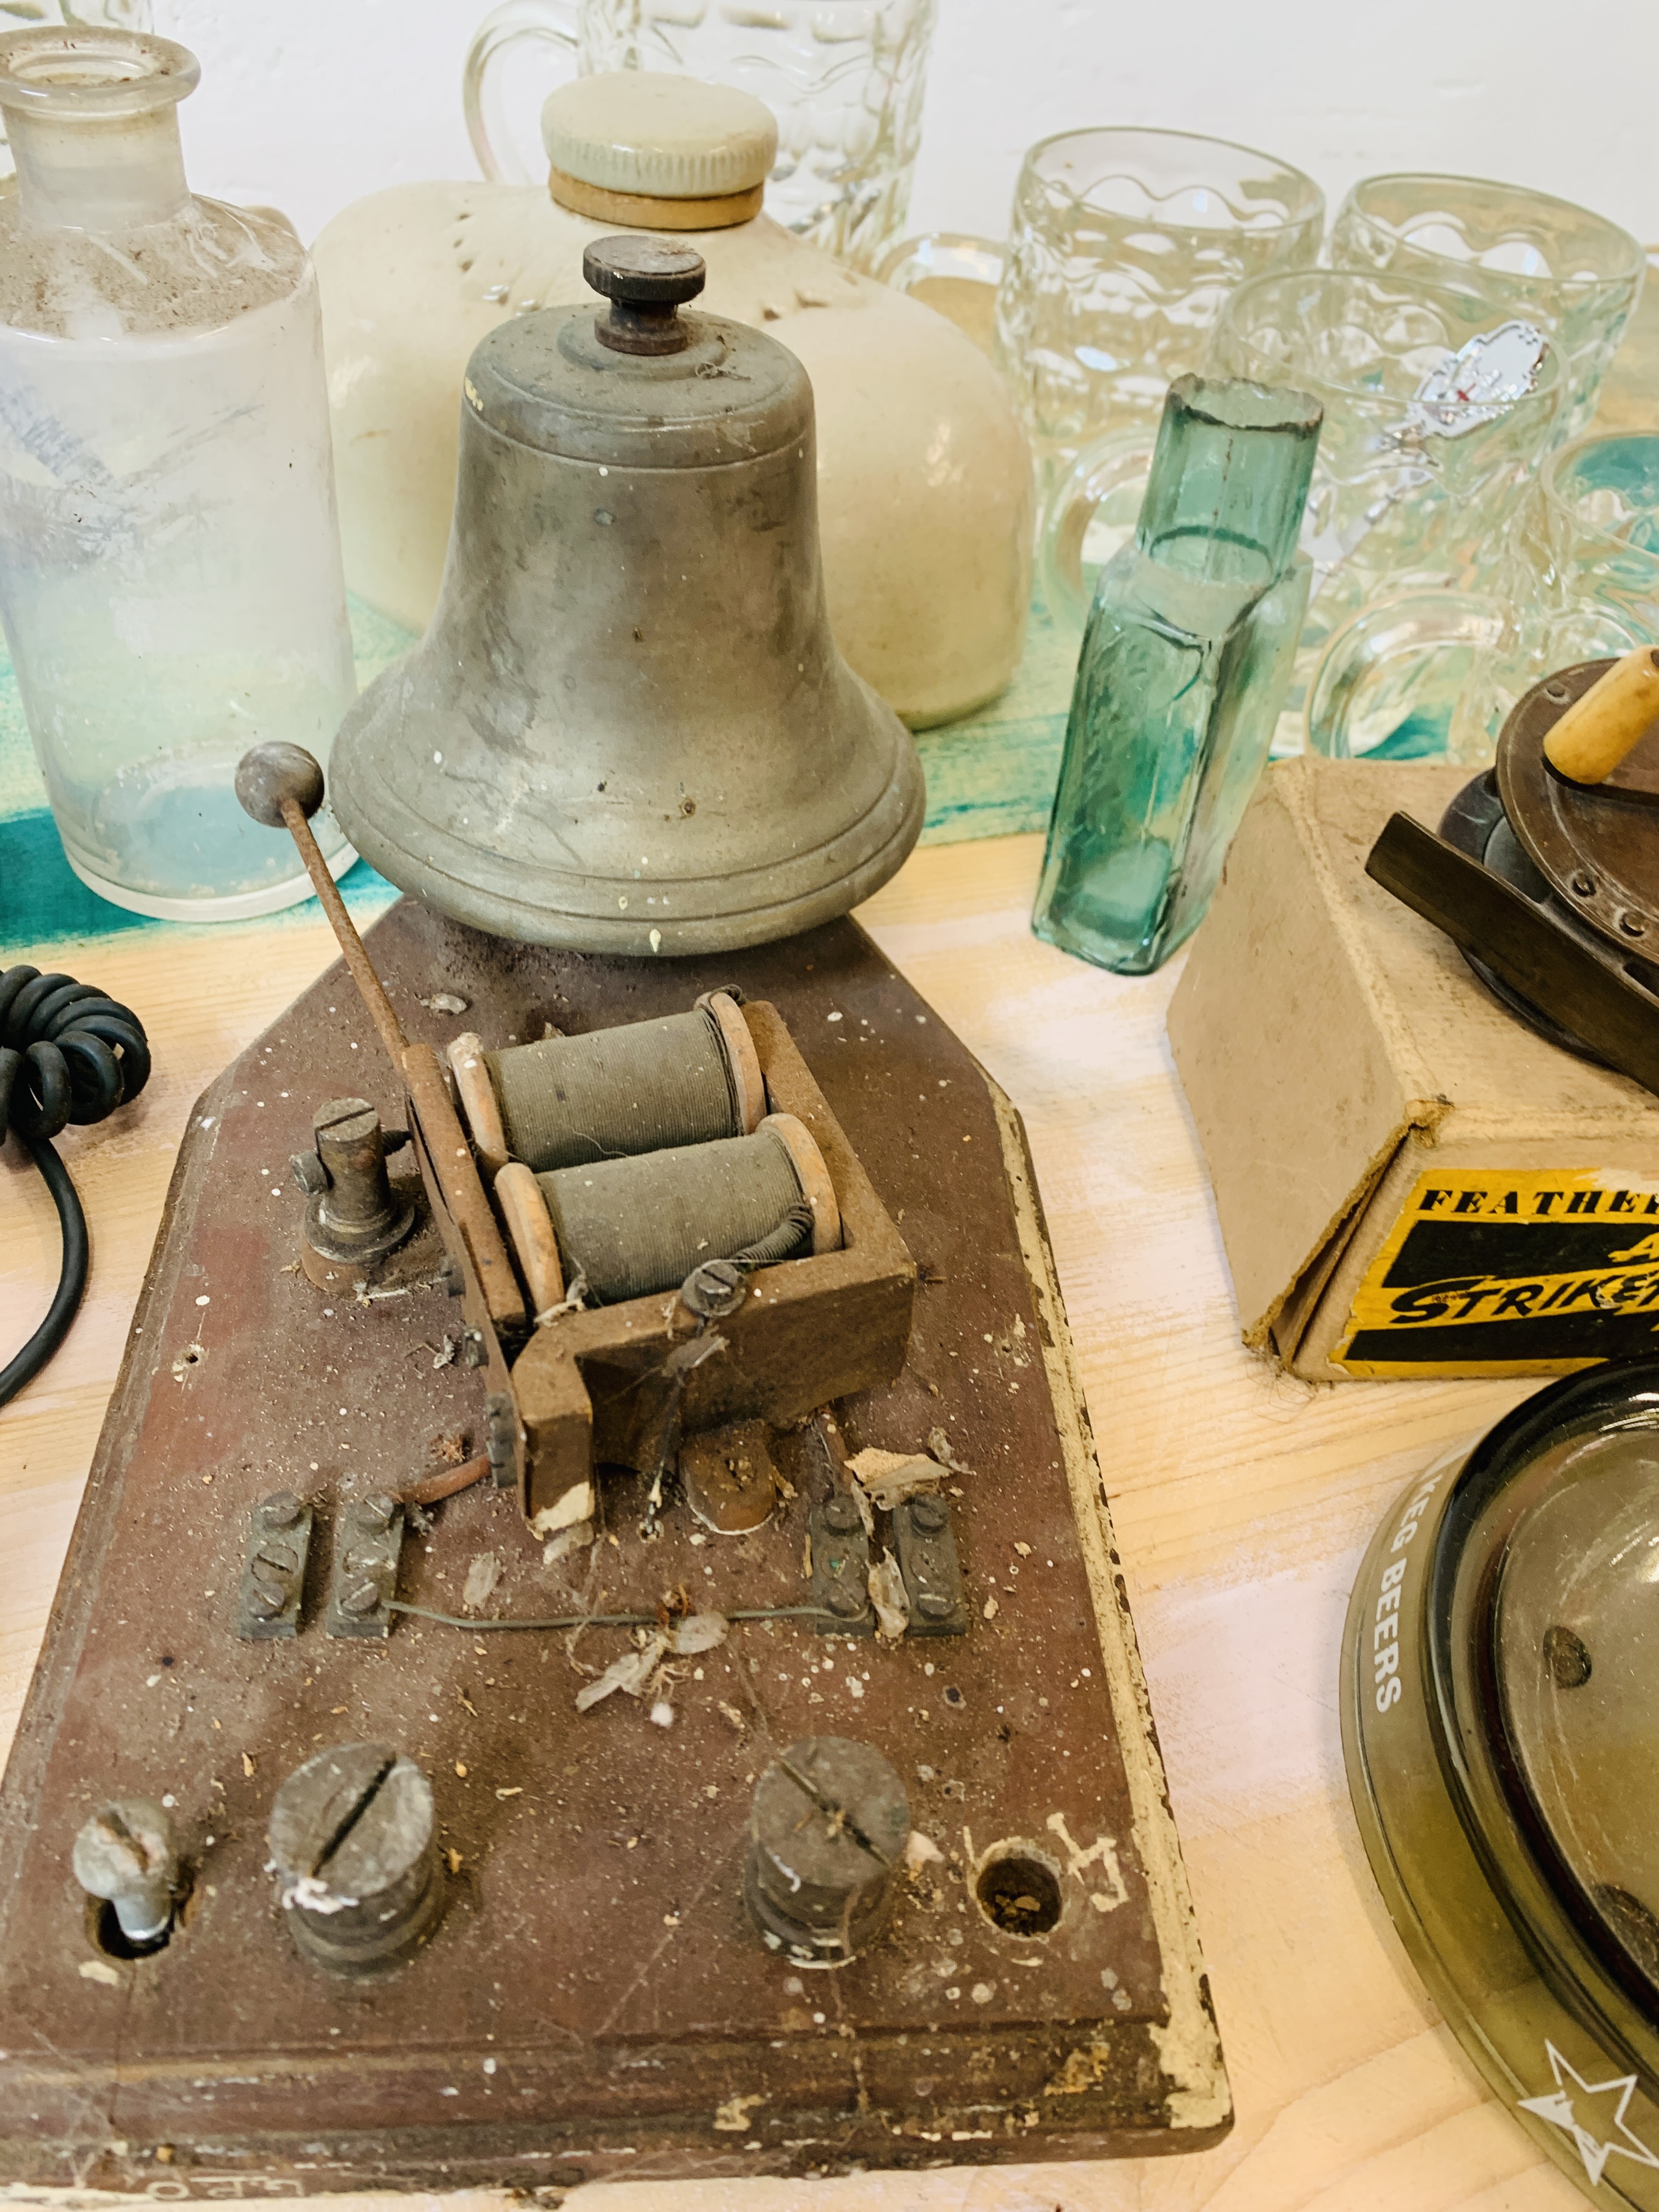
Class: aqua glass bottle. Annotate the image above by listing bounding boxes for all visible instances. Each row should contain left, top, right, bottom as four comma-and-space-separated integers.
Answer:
1032, 374, 1322, 974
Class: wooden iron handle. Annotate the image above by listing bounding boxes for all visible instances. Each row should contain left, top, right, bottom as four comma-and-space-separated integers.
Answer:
1543, 645, 1659, 783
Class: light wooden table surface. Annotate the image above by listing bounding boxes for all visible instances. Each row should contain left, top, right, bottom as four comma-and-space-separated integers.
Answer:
0, 831, 1582, 2212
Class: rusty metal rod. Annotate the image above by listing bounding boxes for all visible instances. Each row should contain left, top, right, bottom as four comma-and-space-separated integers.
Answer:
276, 796, 409, 1068
402, 1042, 527, 1330
399, 1453, 491, 1508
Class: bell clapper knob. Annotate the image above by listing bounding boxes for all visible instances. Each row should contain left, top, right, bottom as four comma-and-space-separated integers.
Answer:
584, 235, 707, 358
235, 740, 326, 831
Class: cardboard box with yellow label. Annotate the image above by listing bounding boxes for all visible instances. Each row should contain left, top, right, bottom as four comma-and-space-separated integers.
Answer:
1167, 757, 1659, 1383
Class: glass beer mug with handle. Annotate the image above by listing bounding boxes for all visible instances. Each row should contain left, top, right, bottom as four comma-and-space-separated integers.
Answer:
1312, 431, 1659, 765
1209, 268, 1562, 759
1328, 172, 1644, 443
883, 125, 1324, 539
463, 0, 936, 270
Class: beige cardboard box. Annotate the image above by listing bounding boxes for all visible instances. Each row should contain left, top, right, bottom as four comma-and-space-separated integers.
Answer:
1166, 755, 1659, 1381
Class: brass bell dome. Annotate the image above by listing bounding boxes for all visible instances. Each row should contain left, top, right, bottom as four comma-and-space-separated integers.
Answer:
329, 236, 925, 952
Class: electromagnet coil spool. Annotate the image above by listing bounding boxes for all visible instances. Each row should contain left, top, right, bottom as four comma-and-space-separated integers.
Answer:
450, 992, 763, 1178
496, 1113, 839, 1313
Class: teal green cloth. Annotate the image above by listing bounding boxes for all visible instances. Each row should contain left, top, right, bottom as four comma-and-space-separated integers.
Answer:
0, 594, 1080, 955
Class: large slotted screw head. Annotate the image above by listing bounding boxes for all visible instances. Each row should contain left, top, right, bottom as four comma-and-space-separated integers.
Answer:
744, 1738, 910, 1963
268, 1743, 439, 1977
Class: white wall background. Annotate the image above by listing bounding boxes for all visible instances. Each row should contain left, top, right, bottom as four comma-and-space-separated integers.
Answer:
151, 0, 1659, 253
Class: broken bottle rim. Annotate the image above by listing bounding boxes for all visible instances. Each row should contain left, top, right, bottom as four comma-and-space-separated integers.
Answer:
1344, 1357, 1659, 2204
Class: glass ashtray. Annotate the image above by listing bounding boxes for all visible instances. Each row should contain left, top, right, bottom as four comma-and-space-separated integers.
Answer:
1344, 1360, 1659, 2203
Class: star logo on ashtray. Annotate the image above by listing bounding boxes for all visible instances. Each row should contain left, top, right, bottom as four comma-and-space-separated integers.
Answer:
1519, 2041, 1659, 2186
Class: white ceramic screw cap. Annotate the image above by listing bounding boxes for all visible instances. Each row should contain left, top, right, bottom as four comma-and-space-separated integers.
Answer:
541, 70, 777, 201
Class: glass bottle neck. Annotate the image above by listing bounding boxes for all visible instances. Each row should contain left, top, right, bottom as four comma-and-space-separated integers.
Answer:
1137, 375, 1323, 589
7, 102, 190, 230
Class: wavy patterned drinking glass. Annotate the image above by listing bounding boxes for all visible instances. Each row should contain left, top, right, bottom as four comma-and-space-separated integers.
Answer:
465, 0, 935, 269
991, 127, 1323, 495
1329, 174, 1644, 441
1207, 268, 1563, 685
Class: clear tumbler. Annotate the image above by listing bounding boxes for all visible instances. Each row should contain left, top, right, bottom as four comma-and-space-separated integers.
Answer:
0, 28, 356, 919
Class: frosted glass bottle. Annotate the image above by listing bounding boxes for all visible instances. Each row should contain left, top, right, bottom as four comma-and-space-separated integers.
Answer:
0, 28, 356, 919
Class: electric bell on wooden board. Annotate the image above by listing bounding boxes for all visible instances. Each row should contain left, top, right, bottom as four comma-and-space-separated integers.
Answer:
0, 75, 1227, 2180
0, 776, 1234, 2182
13, 14, 1659, 2200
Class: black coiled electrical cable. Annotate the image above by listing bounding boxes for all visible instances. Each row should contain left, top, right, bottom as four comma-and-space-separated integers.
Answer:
0, 964, 150, 1408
